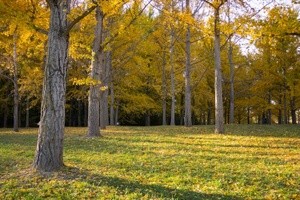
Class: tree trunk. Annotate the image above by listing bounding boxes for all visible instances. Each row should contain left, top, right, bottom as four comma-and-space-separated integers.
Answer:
290, 96, 296, 124
278, 109, 282, 124
33, 1, 69, 171
13, 32, 19, 132
145, 111, 151, 126
207, 101, 212, 125
228, 37, 235, 124
88, 7, 103, 137
214, 7, 224, 133
161, 51, 167, 125
115, 102, 119, 125
170, 30, 176, 126
184, 0, 192, 127
100, 50, 110, 129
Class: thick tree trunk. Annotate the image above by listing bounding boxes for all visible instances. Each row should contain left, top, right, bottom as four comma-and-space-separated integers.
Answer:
88, 7, 103, 137
184, 1, 192, 127
33, 2, 69, 171
214, 8, 224, 133
100, 50, 110, 129
13, 32, 19, 132
161, 51, 167, 125
170, 30, 176, 126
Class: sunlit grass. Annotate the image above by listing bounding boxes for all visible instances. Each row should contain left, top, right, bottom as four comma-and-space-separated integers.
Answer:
0, 125, 299, 199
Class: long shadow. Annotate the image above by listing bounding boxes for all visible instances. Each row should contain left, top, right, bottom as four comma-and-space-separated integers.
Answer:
59, 166, 243, 200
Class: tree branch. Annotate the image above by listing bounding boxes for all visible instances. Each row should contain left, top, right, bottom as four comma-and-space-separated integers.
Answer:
202, 0, 216, 9
65, 5, 97, 34
28, 23, 48, 35
220, 0, 274, 49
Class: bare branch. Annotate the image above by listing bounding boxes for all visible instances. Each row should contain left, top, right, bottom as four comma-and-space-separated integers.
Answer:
202, 0, 216, 9
192, 1, 205, 17
220, 0, 274, 49
29, 23, 48, 35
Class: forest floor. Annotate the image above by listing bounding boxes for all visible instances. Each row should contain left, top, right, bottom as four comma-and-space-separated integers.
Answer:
0, 125, 299, 199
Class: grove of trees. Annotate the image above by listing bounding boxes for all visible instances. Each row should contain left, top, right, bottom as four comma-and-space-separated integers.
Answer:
0, 0, 299, 171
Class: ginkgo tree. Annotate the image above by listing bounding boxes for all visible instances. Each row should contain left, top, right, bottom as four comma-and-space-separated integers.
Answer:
33, 0, 96, 172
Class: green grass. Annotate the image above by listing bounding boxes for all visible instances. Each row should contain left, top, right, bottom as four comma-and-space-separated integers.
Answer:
0, 125, 299, 199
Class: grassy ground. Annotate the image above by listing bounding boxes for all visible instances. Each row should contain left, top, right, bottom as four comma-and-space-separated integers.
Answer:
0, 125, 299, 199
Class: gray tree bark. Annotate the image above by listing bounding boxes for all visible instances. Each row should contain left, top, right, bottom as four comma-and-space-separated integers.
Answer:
227, 2, 235, 124
161, 51, 167, 125
100, 50, 111, 129
88, 7, 103, 137
115, 102, 119, 125
214, 6, 225, 133
33, 1, 69, 171
228, 37, 235, 124
184, 0, 192, 127
170, 30, 176, 126
34, 0, 96, 171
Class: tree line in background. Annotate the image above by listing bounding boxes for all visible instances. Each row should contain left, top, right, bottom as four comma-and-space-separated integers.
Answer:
1, 0, 299, 130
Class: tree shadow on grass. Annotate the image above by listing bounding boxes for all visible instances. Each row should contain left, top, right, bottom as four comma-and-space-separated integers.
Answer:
58, 166, 243, 200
